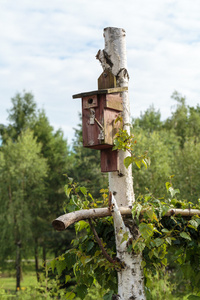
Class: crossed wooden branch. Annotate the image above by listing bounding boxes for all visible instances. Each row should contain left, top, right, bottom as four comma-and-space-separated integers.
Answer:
52, 206, 200, 231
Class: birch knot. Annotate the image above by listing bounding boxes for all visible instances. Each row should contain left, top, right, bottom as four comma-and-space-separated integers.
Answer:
96, 49, 113, 71
116, 68, 129, 84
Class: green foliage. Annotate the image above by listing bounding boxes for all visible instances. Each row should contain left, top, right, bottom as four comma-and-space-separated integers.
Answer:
171, 139, 200, 204
43, 92, 200, 298
68, 118, 107, 198
113, 117, 150, 169
0, 91, 73, 261
48, 179, 117, 299
49, 175, 200, 298
64, 177, 109, 211
132, 104, 162, 132
131, 129, 179, 198
0, 92, 36, 142
131, 91, 200, 204
2, 90, 200, 298
0, 129, 48, 261
130, 181, 200, 296
50, 92, 200, 298
145, 269, 175, 299
0, 91, 73, 290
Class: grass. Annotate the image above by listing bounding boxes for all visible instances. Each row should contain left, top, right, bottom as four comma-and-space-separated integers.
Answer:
0, 260, 39, 296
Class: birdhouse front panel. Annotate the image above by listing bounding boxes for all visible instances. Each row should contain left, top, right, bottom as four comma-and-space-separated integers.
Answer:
82, 92, 123, 150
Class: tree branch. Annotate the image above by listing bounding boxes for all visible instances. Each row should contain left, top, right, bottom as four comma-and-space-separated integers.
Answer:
88, 219, 116, 264
52, 207, 200, 231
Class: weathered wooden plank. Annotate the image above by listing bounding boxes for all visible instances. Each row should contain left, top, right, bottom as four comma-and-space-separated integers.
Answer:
72, 87, 128, 99
101, 149, 119, 172
98, 70, 116, 89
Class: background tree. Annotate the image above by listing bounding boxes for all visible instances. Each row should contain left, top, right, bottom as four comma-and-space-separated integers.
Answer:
0, 91, 72, 280
132, 105, 162, 133
68, 119, 108, 198
0, 92, 36, 142
32, 110, 74, 260
171, 138, 200, 204
0, 129, 48, 290
131, 128, 179, 198
164, 91, 188, 148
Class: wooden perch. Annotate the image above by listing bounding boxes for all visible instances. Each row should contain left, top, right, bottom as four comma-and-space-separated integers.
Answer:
52, 207, 200, 231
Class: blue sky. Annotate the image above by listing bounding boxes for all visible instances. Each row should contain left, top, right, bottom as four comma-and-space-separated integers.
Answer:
1, 0, 200, 144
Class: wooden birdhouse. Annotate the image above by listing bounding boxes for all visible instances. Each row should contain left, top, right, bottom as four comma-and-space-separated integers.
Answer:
73, 70, 127, 172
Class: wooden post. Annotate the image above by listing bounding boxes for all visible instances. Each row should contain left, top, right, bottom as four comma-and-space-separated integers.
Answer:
97, 27, 146, 299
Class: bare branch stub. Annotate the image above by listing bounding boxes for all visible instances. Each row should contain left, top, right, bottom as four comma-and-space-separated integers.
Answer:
52, 207, 200, 231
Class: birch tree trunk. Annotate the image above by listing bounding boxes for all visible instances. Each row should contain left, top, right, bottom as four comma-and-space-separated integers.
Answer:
97, 27, 146, 300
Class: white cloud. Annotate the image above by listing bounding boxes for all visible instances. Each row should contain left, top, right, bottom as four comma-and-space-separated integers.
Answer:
0, 0, 200, 143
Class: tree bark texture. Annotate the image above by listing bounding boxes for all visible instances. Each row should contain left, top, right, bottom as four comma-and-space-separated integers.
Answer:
111, 195, 146, 299
97, 27, 134, 207
52, 207, 200, 231
43, 245, 46, 267
16, 240, 21, 291
35, 239, 40, 282
97, 27, 145, 300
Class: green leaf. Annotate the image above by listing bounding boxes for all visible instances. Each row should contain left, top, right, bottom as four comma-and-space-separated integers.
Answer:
68, 177, 74, 183
166, 237, 172, 245
152, 248, 159, 258
103, 290, 114, 300
56, 259, 67, 276
187, 296, 200, 300
75, 220, 89, 232
142, 159, 147, 169
195, 218, 200, 225
154, 238, 164, 247
136, 240, 146, 252
121, 231, 129, 244
139, 223, 154, 239
161, 258, 168, 266
86, 241, 94, 252
132, 203, 142, 221
141, 260, 146, 268
76, 284, 88, 299
165, 182, 172, 191
157, 244, 167, 259
115, 115, 123, 124
80, 186, 87, 195
65, 275, 71, 283
189, 219, 199, 229
161, 228, 170, 233
64, 185, 72, 198
50, 259, 56, 273
134, 158, 142, 169
65, 292, 76, 299
180, 232, 191, 241
169, 186, 180, 198
146, 209, 155, 221
65, 251, 76, 270
124, 156, 133, 168
88, 193, 94, 201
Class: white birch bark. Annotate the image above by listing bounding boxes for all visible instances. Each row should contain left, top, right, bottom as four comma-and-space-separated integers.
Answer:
52, 208, 200, 230
97, 27, 146, 299
97, 27, 134, 207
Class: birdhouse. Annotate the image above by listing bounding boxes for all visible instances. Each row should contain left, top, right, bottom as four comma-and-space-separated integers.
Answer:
73, 88, 126, 150
72, 71, 127, 172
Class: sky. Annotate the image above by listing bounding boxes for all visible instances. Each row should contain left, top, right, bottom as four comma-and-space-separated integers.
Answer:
1, 0, 200, 144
